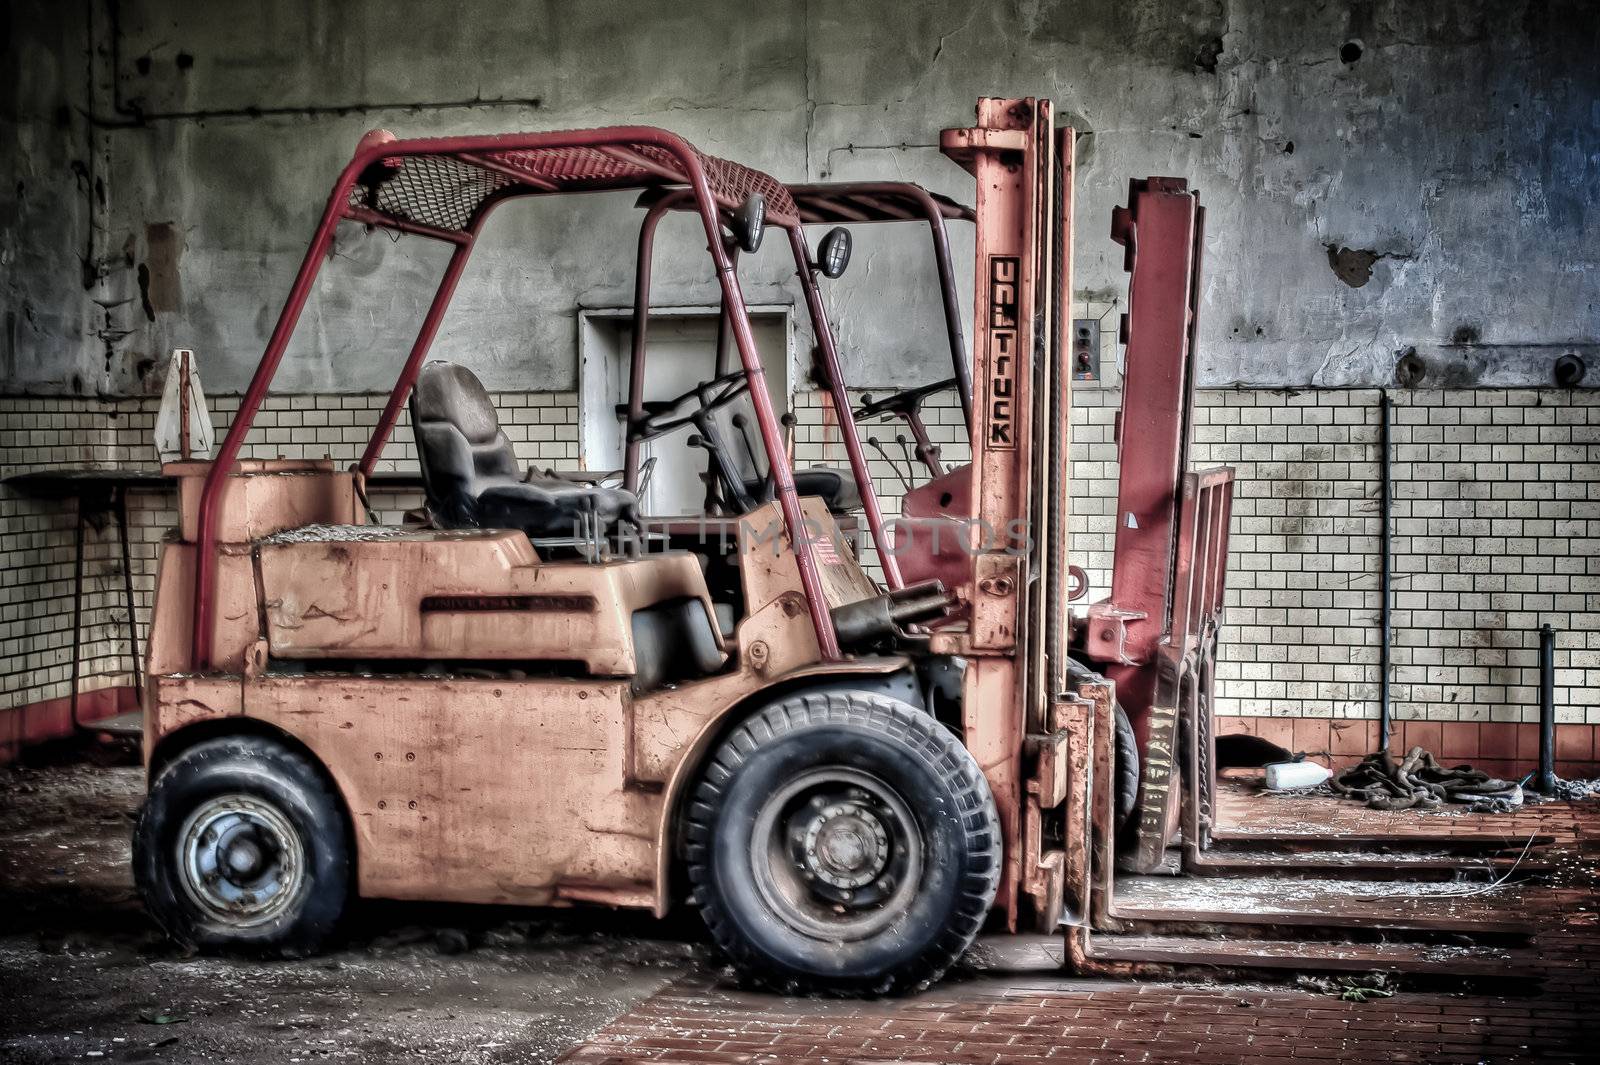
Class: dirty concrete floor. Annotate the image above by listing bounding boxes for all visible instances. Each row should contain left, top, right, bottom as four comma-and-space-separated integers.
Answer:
6, 749, 1599, 1064
0, 752, 704, 1064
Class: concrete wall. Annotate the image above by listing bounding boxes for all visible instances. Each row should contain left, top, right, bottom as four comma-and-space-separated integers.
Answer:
5, 0, 1598, 397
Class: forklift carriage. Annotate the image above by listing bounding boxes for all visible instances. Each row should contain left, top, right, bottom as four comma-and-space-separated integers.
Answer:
134, 104, 1244, 994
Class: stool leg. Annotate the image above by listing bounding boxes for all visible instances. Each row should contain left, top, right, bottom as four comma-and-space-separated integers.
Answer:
116, 486, 143, 699
69, 499, 86, 731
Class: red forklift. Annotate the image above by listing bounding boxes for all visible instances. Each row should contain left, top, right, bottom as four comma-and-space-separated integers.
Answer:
133, 102, 1543, 996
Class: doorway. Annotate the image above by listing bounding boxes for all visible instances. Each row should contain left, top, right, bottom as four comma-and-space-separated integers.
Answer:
578, 306, 793, 516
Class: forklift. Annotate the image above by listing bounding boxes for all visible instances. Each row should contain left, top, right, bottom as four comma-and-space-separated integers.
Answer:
135, 102, 1540, 996
135, 124, 1000, 995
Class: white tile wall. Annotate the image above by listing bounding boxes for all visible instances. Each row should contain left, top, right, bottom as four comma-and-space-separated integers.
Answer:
0, 391, 577, 709
4, 385, 1597, 729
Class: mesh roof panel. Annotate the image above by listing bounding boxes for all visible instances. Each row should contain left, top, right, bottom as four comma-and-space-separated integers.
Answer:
347, 139, 797, 234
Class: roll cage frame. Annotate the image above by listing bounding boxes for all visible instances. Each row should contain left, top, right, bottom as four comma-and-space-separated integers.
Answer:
191, 126, 857, 667
787, 181, 976, 433
627, 181, 978, 590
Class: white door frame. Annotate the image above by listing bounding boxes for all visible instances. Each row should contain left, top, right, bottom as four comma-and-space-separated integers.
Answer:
576, 303, 796, 473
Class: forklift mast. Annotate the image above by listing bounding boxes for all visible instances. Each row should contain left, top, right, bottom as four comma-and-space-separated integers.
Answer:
937, 98, 1074, 929
1090, 178, 1235, 872
937, 99, 1235, 928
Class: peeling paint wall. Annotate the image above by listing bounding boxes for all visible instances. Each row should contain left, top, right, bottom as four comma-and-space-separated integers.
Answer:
1, 2, 101, 394
4, 0, 1598, 395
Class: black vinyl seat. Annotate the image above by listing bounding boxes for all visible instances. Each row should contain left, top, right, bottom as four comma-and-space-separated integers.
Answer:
741, 467, 862, 515
410, 361, 636, 539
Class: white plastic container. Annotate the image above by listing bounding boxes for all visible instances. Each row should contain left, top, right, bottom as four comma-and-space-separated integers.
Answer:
1263, 760, 1331, 790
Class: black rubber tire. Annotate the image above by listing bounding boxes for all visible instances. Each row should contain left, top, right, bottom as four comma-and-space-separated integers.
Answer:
1065, 656, 1141, 839
685, 691, 1000, 995
1112, 701, 1141, 835
133, 735, 350, 955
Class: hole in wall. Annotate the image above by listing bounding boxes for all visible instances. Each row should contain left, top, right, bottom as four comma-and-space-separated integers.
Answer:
1554, 353, 1586, 387
1194, 36, 1224, 73
1325, 245, 1382, 287
1340, 39, 1364, 63
1394, 348, 1425, 388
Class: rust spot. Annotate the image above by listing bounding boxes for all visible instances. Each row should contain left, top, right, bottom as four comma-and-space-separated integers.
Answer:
1450, 324, 1481, 345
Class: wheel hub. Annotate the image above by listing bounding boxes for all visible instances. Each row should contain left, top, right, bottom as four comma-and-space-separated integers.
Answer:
220, 829, 269, 882
751, 768, 924, 942
803, 801, 889, 890
176, 795, 305, 928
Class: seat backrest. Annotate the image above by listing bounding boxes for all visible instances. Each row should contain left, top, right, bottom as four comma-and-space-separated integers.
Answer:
410, 361, 521, 526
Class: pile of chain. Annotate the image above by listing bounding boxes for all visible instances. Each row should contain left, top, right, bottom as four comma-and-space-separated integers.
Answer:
1331, 746, 1523, 812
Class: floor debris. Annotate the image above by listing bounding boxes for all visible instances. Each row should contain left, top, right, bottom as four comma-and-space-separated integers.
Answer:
1331, 746, 1523, 811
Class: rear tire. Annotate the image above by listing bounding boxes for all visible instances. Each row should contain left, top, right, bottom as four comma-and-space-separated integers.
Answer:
1112, 701, 1141, 836
685, 691, 1000, 995
134, 736, 350, 955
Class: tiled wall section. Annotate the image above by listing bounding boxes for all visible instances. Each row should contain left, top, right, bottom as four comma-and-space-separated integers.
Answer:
798, 385, 1600, 752
3, 387, 1598, 768
1191, 389, 1599, 738
0, 392, 577, 713
790, 386, 972, 519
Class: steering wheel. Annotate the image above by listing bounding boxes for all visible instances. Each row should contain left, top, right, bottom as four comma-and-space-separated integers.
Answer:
852, 377, 959, 421
630, 369, 751, 442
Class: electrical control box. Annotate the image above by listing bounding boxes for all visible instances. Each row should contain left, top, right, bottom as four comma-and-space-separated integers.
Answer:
1071, 319, 1100, 381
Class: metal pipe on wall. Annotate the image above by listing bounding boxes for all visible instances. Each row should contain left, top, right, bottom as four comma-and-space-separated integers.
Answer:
1538, 623, 1557, 793
1378, 390, 1393, 752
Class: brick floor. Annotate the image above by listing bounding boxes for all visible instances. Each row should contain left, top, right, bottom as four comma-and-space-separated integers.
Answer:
560, 797, 1600, 1064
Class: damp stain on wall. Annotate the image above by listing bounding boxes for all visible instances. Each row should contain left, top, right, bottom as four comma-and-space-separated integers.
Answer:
141, 222, 184, 318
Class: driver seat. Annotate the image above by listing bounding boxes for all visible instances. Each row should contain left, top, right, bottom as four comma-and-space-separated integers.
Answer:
740, 468, 861, 515
410, 361, 637, 539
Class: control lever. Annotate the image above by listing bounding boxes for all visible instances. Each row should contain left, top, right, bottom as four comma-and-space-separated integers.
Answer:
686, 433, 716, 497
781, 412, 797, 462
894, 433, 918, 478
866, 435, 915, 493
687, 430, 757, 512
729, 412, 763, 478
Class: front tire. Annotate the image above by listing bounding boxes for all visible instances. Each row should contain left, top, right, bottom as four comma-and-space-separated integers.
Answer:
685, 691, 1000, 995
134, 735, 350, 954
